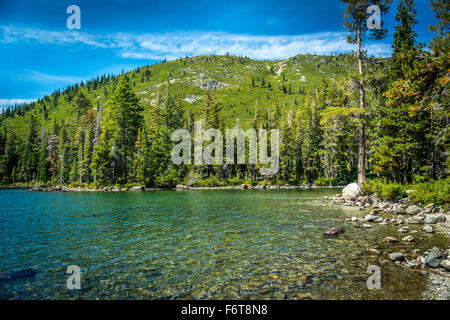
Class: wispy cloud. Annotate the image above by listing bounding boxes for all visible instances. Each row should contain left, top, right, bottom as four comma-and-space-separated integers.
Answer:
25, 69, 85, 84
0, 98, 37, 109
1, 25, 392, 60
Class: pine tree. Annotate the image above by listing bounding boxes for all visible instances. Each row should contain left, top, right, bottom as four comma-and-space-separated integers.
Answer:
93, 77, 144, 184
149, 85, 184, 187
73, 90, 92, 122
343, 0, 392, 187
375, 0, 426, 183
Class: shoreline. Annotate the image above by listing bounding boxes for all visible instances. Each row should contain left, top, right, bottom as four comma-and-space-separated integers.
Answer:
323, 191, 450, 300
0, 184, 345, 192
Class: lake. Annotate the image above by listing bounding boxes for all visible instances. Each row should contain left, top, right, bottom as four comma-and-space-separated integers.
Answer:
0, 188, 446, 299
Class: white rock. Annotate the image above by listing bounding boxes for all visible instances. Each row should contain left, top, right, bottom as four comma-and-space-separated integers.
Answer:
342, 183, 360, 199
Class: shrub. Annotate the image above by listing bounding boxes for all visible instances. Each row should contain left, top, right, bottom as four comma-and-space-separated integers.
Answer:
381, 183, 406, 201
362, 179, 384, 196
314, 177, 343, 186
67, 182, 88, 188
408, 178, 450, 206
362, 179, 406, 201
226, 177, 244, 186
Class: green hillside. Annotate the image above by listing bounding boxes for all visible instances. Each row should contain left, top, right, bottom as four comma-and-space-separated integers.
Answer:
2, 53, 363, 130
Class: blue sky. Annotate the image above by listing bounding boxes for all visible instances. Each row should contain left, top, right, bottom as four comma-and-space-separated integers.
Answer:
0, 0, 439, 108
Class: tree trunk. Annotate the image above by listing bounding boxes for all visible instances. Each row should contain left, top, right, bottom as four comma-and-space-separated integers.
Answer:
357, 27, 366, 189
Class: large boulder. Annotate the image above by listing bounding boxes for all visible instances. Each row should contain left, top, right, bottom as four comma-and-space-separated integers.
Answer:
406, 205, 421, 215
342, 183, 360, 199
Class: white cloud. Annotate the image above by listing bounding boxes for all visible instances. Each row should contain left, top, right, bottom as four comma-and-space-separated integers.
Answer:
0, 98, 37, 109
24, 69, 85, 84
1, 25, 392, 61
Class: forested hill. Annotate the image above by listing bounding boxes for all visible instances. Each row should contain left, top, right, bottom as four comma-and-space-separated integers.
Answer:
1, 53, 375, 130
0, 50, 446, 189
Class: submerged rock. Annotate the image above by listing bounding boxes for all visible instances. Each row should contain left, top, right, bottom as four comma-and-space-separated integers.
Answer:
0, 268, 37, 282
367, 248, 381, 255
388, 252, 405, 261
323, 226, 345, 237
384, 236, 399, 243
402, 235, 415, 242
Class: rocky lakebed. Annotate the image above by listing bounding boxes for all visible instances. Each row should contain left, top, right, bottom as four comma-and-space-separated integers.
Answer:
322, 183, 450, 300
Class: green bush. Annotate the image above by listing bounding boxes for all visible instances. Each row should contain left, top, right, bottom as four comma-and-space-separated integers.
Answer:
314, 177, 343, 186
408, 178, 450, 206
194, 176, 224, 187
225, 177, 244, 186
381, 183, 406, 201
362, 179, 406, 201
362, 179, 382, 195
314, 177, 331, 186
67, 182, 88, 188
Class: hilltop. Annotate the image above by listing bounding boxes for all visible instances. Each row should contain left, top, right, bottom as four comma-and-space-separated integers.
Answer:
0, 53, 385, 131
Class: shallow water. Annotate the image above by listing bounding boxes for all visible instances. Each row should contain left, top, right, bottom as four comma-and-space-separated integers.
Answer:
0, 188, 447, 299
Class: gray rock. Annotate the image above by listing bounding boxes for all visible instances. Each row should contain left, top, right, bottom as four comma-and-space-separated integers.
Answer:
406, 205, 421, 215
406, 260, 420, 268
367, 248, 381, 255
362, 224, 373, 228
130, 186, 145, 191
423, 203, 435, 214
417, 256, 426, 265
422, 225, 434, 233
389, 252, 405, 261
364, 214, 379, 222
432, 207, 443, 214
380, 203, 390, 210
425, 248, 444, 268
408, 218, 423, 224
424, 216, 437, 224
342, 183, 360, 199
384, 236, 399, 243
435, 215, 446, 223
402, 235, 415, 242
440, 259, 450, 271
323, 226, 345, 237
394, 204, 407, 214
398, 226, 410, 233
